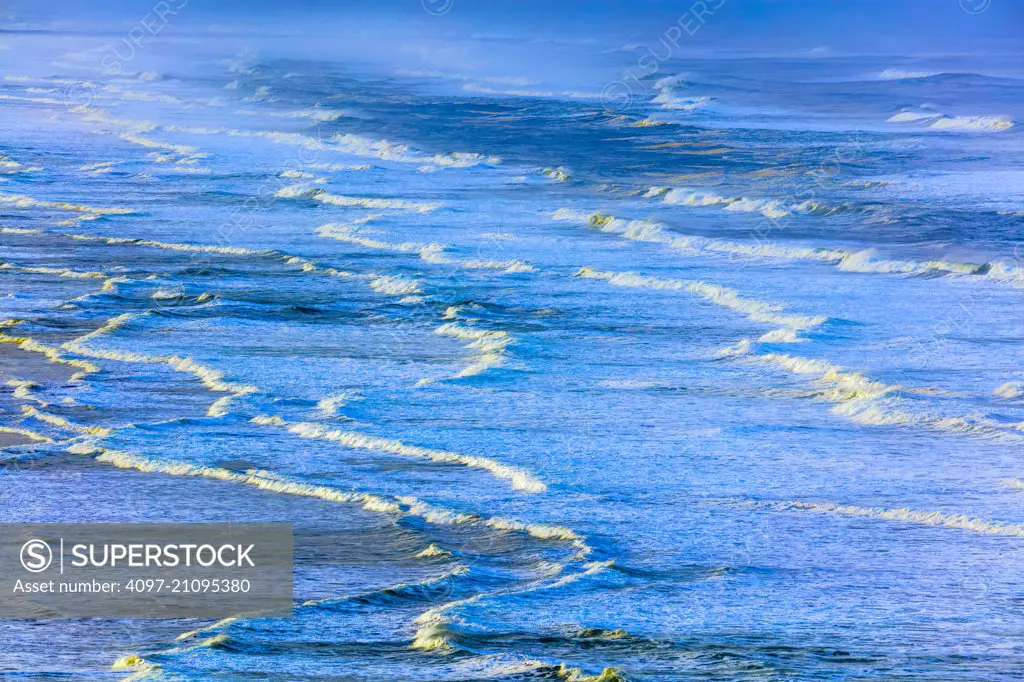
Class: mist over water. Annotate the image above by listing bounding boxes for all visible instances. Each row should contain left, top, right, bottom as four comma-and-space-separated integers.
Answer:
2, 1, 1024, 679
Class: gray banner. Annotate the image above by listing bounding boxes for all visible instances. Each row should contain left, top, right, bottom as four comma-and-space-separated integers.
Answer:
0, 524, 293, 618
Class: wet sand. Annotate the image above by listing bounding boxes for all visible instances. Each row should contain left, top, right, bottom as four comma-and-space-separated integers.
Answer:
0, 343, 79, 386
0, 429, 44, 448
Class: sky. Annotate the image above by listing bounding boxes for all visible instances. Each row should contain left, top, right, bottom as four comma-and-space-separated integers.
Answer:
2, 0, 1021, 53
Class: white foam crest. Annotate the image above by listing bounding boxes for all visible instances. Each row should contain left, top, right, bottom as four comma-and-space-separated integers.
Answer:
20, 405, 111, 437
79, 161, 119, 176
429, 151, 501, 168
64, 231, 264, 256
702, 236, 840, 262
755, 352, 897, 401
61, 314, 258, 418
986, 261, 1024, 288
403, 493, 589, 548
746, 351, 1024, 441
576, 205, 1012, 284
279, 169, 315, 179
627, 117, 669, 128
887, 108, 1015, 132
150, 288, 185, 300
272, 107, 348, 122
275, 184, 440, 212
396, 496, 480, 526
80, 111, 159, 133
933, 415, 1024, 440
316, 190, 441, 213
878, 68, 940, 80
652, 93, 712, 111
4, 75, 87, 85
995, 382, 1024, 399
837, 248, 984, 276
75, 444, 405, 513
649, 75, 713, 113
434, 322, 512, 379
332, 132, 500, 167
550, 208, 593, 223
886, 109, 943, 123
758, 328, 802, 343
0, 93, 67, 106
930, 115, 1015, 132
661, 187, 853, 221
576, 267, 825, 331
662, 188, 731, 207
0, 262, 108, 280
653, 73, 686, 89
109, 654, 158, 677
65, 312, 137, 346
2, 228, 360, 285
161, 125, 497, 168
368, 275, 422, 296
411, 556, 609, 663
161, 565, 472, 671
318, 223, 534, 273
0, 155, 42, 174
424, 252, 535, 273
555, 209, 849, 263
558, 211, 698, 253
71, 432, 593, 675
766, 500, 1024, 538
723, 197, 792, 219
0, 192, 134, 216
6, 377, 42, 402
315, 392, 361, 417
663, 187, 792, 219
411, 594, 485, 650
242, 85, 276, 103
254, 415, 546, 493
415, 544, 454, 558
463, 508, 586, 547
317, 222, 438, 253
542, 167, 571, 182
118, 133, 205, 163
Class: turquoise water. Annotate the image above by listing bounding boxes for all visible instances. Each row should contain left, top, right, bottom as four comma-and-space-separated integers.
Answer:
2, 6, 1024, 680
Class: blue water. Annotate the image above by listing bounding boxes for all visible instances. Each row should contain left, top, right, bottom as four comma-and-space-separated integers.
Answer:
2, 4, 1024, 679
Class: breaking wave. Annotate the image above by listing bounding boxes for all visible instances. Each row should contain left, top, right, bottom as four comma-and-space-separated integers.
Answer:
60, 312, 258, 418
317, 222, 533, 273
733, 349, 1024, 442
0, 191, 134, 216
761, 500, 1024, 538
552, 209, 1015, 285
425, 321, 514, 383
887, 107, 1015, 132
276, 184, 440, 212
878, 68, 940, 80
250, 414, 547, 493
575, 266, 825, 334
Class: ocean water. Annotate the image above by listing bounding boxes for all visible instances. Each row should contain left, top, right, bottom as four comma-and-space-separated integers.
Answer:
2, 3, 1024, 679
